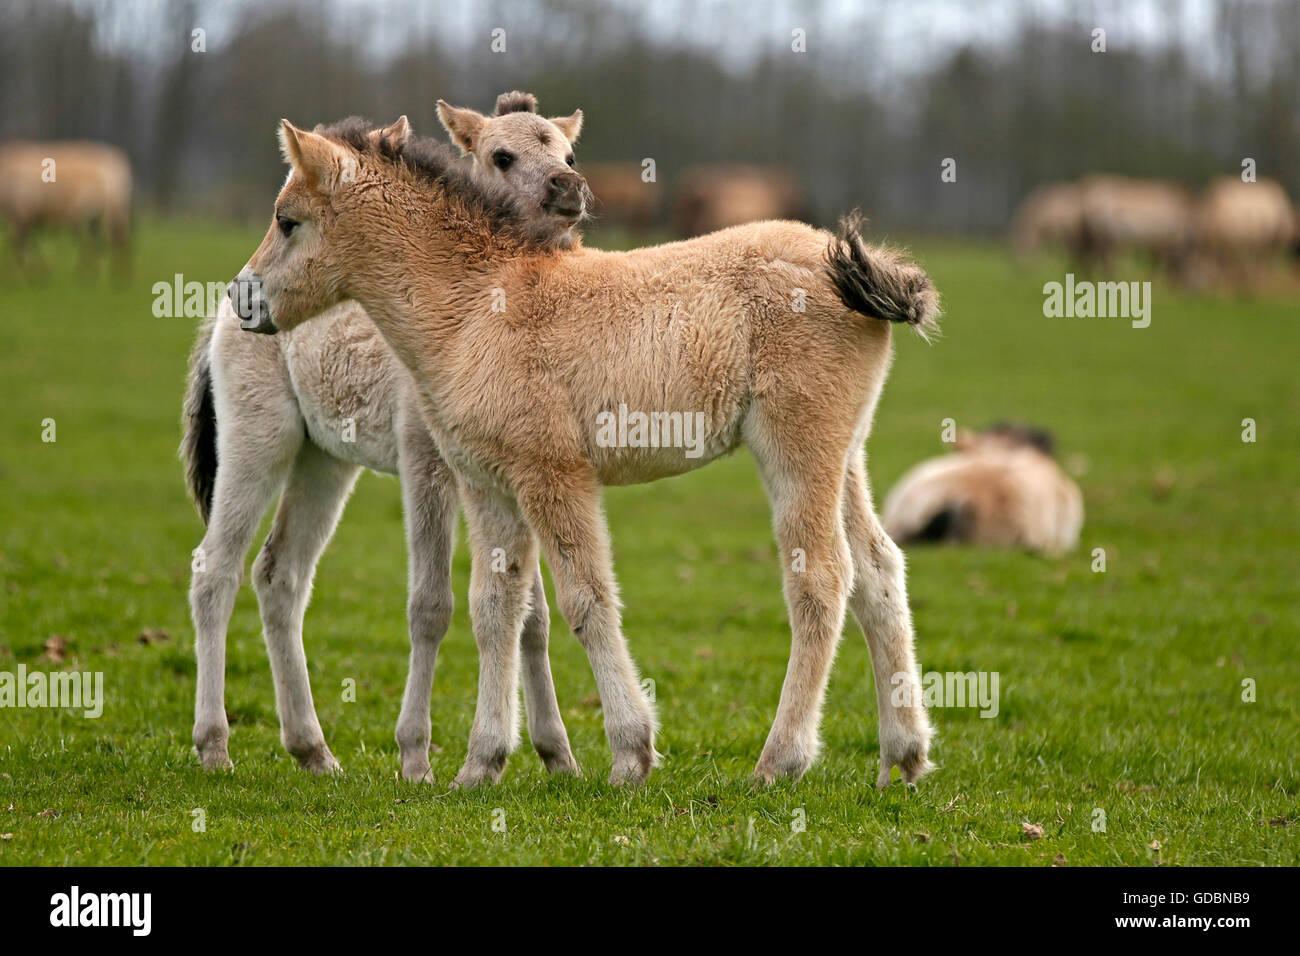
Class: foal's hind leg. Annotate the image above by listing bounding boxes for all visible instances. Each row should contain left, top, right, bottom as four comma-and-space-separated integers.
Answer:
191, 409, 302, 770
519, 566, 580, 774
842, 456, 934, 787
252, 441, 360, 774
751, 448, 854, 783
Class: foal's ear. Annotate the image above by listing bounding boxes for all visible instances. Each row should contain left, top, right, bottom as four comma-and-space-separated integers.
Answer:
548, 109, 583, 145
375, 115, 411, 152
278, 119, 350, 192
436, 100, 487, 155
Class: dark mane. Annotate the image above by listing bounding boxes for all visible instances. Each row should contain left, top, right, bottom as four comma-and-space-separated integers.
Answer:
311, 115, 551, 247
984, 421, 1056, 456
311, 116, 377, 152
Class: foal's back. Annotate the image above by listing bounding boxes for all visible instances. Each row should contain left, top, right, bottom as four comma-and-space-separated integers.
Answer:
450, 218, 893, 487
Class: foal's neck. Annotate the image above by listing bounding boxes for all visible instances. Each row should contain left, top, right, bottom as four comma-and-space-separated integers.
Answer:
340, 180, 510, 360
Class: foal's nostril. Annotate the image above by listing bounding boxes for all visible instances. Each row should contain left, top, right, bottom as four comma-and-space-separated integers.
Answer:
229, 273, 277, 334
547, 170, 584, 196
228, 277, 259, 320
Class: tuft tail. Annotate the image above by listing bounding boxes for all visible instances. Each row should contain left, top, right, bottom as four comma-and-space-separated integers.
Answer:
180, 318, 218, 525
904, 503, 973, 544
825, 210, 941, 340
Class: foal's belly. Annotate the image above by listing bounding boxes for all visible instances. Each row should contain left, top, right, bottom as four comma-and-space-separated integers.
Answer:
589, 415, 746, 485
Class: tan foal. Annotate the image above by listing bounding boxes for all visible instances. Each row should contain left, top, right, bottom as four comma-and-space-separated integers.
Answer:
230, 113, 940, 788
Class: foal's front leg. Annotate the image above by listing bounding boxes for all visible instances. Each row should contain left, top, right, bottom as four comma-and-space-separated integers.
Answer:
516, 474, 658, 785
393, 440, 459, 783
394, 426, 578, 783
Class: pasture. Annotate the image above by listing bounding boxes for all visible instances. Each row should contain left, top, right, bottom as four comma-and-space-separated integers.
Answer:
0, 222, 1295, 866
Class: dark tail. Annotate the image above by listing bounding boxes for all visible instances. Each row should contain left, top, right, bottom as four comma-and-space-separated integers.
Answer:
899, 503, 973, 545
180, 318, 218, 525
825, 210, 941, 340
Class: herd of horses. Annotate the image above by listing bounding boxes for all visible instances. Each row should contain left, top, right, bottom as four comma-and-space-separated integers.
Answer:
1011, 173, 1300, 289
3, 93, 1158, 788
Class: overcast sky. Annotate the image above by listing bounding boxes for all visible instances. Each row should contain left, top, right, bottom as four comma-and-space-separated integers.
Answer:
64, 0, 1232, 83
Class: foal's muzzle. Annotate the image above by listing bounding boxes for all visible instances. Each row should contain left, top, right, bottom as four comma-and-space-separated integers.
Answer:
229, 273, 276, 334
542, 169, 589, 221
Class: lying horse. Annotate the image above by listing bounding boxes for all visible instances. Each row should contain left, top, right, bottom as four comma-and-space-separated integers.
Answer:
231, 114, 940, 788
183, 94, 587, 783
882, 424, 1083, 555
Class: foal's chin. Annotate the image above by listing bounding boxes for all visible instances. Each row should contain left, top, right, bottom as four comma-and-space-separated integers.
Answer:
540, 204, 585, 237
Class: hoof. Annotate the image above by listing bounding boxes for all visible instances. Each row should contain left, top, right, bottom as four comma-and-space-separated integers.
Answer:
536, 744, 582, 777
295, 746, 342, 776
876, 724, 934, 789
197, 746, 233, 772
401, 760, 435, 784
609, 747, 657, 786
753, 736, 816, 785
452, 759, 505, 790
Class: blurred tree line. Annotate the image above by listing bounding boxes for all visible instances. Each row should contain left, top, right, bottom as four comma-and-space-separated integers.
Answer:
1, 0, 1295, 233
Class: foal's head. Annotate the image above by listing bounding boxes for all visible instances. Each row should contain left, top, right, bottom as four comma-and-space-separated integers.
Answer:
232, 105, 588, 335
438, 91, 588, 232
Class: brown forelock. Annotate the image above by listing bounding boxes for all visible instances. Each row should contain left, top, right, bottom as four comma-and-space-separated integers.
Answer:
493, 91, 539, 116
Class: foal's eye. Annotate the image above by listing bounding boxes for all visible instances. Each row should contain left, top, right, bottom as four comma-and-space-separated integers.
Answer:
276, 214, 298, 238
566, 154, 575, 167
493, 151, 515, 171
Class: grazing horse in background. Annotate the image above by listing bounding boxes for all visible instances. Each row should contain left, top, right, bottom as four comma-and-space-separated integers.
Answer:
0, 140, 132, 275
1075, 175, 1194, 276
882, 424, 1083, 556
1192, 177, 1297, 290
229, 116, 940, 789
579, 162, 661, 231
183, 94, 588, 783
672, 165, 805, 237
1009, 182, 1083, 261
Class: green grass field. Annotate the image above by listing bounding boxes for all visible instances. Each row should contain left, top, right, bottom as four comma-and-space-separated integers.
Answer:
0, 222, 1296, 866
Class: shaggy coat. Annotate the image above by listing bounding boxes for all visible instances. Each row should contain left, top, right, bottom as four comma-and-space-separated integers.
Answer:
232, 117, 940, 787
